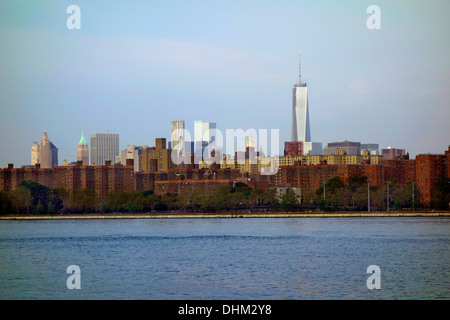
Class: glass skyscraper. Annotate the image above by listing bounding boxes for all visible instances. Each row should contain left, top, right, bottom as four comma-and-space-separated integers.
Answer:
291, 82, 311, 143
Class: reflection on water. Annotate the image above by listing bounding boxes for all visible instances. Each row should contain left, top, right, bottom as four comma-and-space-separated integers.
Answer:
0, 218, 449, 299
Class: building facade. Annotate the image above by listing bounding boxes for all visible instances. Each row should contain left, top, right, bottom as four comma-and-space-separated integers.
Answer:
381, 147, 405, 160
115, 145, 147, 172
141, 138, 176, 172
90, 132, 119, 166
284, 141, 303, 156
323, 141, 361, 156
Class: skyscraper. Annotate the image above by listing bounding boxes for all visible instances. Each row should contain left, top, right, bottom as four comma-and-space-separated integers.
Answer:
292, 53, 311, 143
31, 142, 39, 165
77, 131, 89, 165
194, 121, 216, 158
290, 53, 322, 155
90, 132, 119, 166
31, 130, 58, 168
171, 120, 185, 157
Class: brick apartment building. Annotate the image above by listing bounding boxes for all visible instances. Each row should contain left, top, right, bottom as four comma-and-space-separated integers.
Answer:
1, 146, 449, 207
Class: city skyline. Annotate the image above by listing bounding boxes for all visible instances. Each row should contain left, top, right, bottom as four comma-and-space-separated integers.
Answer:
0, 1, 449, 167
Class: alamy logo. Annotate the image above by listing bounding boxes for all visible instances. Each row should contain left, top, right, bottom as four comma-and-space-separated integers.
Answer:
366, 5, 381, 30
366, 265, 381, 289
66, 5, 81, 30
66, 265, 81, 289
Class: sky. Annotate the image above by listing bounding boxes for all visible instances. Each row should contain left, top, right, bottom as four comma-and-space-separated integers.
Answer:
0, 0, 449, 167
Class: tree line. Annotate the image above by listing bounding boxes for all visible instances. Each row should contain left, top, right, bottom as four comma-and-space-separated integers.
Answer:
0, 176, 449, 215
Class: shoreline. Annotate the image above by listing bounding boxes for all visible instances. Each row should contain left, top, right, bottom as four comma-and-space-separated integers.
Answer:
1, 211, 449, 220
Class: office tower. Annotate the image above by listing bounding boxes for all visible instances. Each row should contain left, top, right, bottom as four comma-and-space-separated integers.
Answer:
292, 53, 310, 143
194, 121, 216, 158
77, 131, 89, 165
39, 131, 52, 168
50, 142, 58, 168
171, 120, 185, 157
323, 141, 361, 156
290, 53, 322, 155
90, 132, 119, 166
31, 142, 39, 165
32, 131, 58, 169
361, 143, 379, 156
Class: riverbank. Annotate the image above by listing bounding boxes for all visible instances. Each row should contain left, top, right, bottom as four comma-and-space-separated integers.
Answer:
1, 211, 449, 220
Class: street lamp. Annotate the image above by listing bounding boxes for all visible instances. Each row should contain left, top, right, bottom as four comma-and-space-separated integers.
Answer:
387, 181, 391, 212
368, 181, 370, 212
412, 181, 415, 211
322, 180, 326, 202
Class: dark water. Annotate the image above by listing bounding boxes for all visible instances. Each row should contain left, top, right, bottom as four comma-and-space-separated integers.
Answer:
0, 217, 449, 300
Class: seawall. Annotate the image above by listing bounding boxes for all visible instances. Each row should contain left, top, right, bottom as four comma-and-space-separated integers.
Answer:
1, 212, 449, 220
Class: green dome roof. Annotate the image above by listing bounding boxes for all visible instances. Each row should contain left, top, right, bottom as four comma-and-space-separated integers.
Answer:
78, 131, 88, 145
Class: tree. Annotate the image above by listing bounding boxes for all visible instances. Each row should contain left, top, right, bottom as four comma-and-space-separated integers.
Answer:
10, 186, 32, 214
18, 180, 50, 211
432, 177, 450, 209
263, 188, 279, 206
143, 192, 158, 212
47, 201, 54, 214
211, 185, 233, 211
177, 189, 194, 212
70, 189, 97, 213
127, 201, 136, 213
35, 200, 43, 215
0, 192, 12, 215
49, 188, 68, 214
281, 187, 300, 209
193, 186, 209, 212
161, 194, 177, 211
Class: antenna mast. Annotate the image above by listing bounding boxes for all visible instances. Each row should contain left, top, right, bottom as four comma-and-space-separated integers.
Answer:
298, 51, 301, 84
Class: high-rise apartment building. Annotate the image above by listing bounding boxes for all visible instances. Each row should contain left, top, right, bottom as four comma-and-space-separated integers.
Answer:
77, 131, 89, 165
90, 132, 119, 166
141, 138, 175, 172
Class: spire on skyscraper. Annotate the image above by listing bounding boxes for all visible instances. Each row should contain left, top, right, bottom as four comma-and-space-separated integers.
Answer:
298, 51, 301, 85
79, 130, 88, 145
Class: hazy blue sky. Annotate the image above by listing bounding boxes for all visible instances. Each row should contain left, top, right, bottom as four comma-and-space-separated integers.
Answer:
0, 0, 449, 167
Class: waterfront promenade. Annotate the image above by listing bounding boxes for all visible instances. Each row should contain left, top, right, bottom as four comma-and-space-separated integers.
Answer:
1, 211, 449, 220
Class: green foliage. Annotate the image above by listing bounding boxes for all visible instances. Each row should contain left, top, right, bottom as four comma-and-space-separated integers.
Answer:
0, 174, 444, 214
35, 200, 43, 215
0, 192, 12, 215
432, 177, 450, 209
281, 188, 300, 209
127, 201, 135, 212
